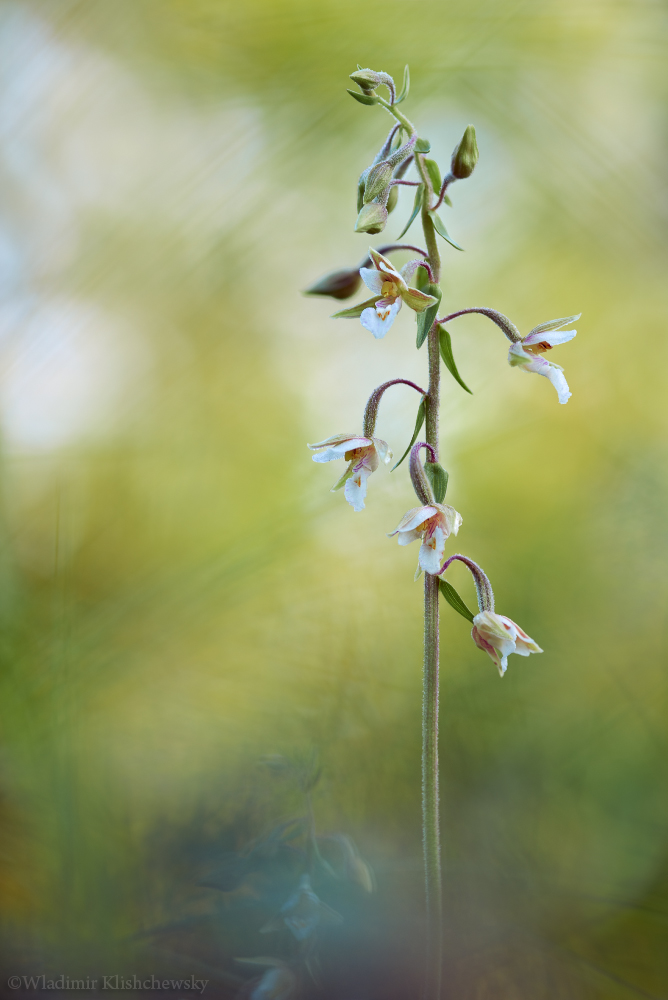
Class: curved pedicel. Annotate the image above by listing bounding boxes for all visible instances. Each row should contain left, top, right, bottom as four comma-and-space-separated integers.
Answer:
436, 307, 522, 343
409, 441, 437, 506
362, 378, 427, 438
439, 554, 494, 612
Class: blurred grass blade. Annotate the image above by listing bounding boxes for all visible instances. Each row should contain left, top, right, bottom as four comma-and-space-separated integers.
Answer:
439, 327, 472, 394
392, 397, 426, 471
439, 580, 475, 622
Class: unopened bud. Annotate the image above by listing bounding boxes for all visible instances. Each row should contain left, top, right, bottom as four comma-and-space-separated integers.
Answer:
450, 125, 479, 179
349, 68, 383, 92
304, 268, 361, 300
364, 162, 393, 203
354, 202, 388, 235
386, 185, 398, 214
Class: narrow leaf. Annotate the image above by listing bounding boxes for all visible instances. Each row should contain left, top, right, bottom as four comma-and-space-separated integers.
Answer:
439, 580, 475, 623
424, 158, 442, 194
442, 193, 453, 207
425, 461, 448, 503
439, 327, 473, 394
416, 284, 442, 349
396, 183, 424, 239
331, 464, 354, 491
428, 210, 464, 251
415, 137, 431, 153
347, 89, 378, 106
395, 65, 410, 105
332, 295, 380, 319
391, 397, 426, 472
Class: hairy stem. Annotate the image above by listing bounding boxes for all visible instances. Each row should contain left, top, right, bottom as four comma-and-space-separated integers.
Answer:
421, 175, 443, 1000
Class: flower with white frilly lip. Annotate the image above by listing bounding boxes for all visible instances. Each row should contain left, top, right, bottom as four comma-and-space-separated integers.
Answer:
359, 248, 437, 339
507, 314, 580, 404
389, 503, 463, 574
308, 433, 391, 511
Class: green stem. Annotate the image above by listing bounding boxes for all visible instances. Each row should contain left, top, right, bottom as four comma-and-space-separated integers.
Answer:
421, 182, 443, 1000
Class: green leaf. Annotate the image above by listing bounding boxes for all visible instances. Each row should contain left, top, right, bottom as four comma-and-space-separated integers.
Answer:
442, 193, 453, 207
428, 210, 464, 251
424, 158, 442, 194
439, 327, 473, 394
395, 65, 410, 105
416, 283, 442, 349
347, 89, 379, 106
425, 461, 448, 503
396, 183, 424, 239
332, 295, 380, 319
391, 397, 426, 472
415, 137, 431, 153
438, 580, 475, 623
331, 463, 354, 491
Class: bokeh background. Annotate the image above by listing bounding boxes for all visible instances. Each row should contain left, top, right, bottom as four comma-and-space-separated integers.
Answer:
0, 0, 666, 997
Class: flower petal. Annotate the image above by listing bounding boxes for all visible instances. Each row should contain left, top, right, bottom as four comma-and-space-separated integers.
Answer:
359, 267, 385, 295
368, 247, 403, 281
310, 438, 371, 462
523, 329, 577, 348
397, 528, 422, 546
360, 299, 401, 339
509, 348, 572, 404
401, 287, 438, 313
418, 524, 446, 574
372, 437, 393, 464
390, 505, 438, 534
472, 625, 508, 676
344, 465, 371, 511
308, 433, 369, 452
435, 504, 463, 537
526, 313, 581, 338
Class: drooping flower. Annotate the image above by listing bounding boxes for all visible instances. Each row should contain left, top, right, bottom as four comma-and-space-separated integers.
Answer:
507, 314, 580, 404
389, 503, 462, 575
471, 610, 542, 677
260, 874, 342, 941
359, 248, 437, 339
308, 432, 392, 511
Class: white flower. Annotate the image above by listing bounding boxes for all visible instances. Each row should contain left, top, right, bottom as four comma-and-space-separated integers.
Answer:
359, 248, 437, 339
308, 432, 392, 511
389, 503, 462, 575
471, 610, 542, 676
507, 314, 580, 404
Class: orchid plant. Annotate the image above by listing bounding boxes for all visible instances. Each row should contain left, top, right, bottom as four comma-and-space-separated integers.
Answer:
305, 64, 579, 1000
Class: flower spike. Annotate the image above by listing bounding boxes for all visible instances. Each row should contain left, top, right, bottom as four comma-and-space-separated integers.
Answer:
439, 555, 542, 676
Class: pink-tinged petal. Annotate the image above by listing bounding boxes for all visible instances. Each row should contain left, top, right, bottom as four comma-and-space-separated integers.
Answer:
473, 611, 517, 658
435, 504, 463, 537
523, 329, 576, 348
542, 364, 571, 404
418, 524, 446, 574
390, 505, 438, 534
471, 625, 507, 676
399, 258, 423, 281
372, 437, 393, 464
368, 247, 403, 280
401, 287, 438, 313
509, 620, 543, 656
396, 528, 422, 546
508, 347, 572, 404
360, 300, 401, 339
308, 433, 370, 451
359, 267, 385, 295
344, 466, 371, 511
507, 343, 534, 367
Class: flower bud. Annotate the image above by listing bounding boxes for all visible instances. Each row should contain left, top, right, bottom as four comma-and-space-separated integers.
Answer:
304, 268, 362, 300
354, 202, 388, 235
349, 68, 383, 92
386, 185, 399, 214
450, 125, 479, 179
364, 161, 393, 203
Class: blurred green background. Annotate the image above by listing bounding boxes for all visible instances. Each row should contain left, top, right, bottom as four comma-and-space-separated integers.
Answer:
0, 0, 666, 997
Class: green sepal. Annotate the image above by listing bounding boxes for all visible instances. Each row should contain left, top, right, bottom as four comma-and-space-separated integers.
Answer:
439, 580, 475, 623
442, 193, 453, 207
332, 295, 380, 319
428, 210, 464, 250
391, 397, 426, 472
415, 137, 431, 153
416, 283, 442, 349
424, 158, 442, 194
396, 183, 424, 239
439, 327, 473, 394
331, 463, 354, 491
425, 461, 448, 503
347, 89, 378, 106
394, 65, 410, 105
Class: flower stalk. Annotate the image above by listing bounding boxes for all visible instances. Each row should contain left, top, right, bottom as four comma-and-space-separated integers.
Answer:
306, 64, 577, 999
